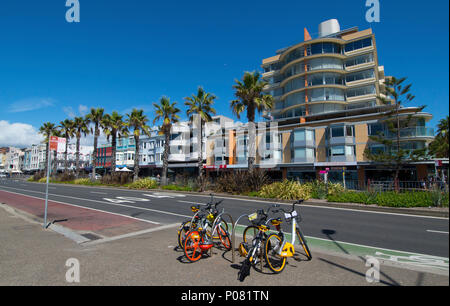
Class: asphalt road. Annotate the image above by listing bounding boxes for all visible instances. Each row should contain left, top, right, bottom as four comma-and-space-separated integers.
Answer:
0, 178, 448, 258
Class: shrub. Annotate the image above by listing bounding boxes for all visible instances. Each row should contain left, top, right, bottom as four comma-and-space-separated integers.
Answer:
38, 177, 48, 183
258, 180, 312, 200
101, 172, 132, 185
56, 172, 76, 182
31, 171, 45, 182
214, 169, 269, 194
128, 178, 159, 190
73, 178, 91, 185
162, 184, 193, 192
327, 190, 449, 208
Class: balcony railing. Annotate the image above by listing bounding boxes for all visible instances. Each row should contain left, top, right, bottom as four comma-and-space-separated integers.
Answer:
384, 127, 435, 139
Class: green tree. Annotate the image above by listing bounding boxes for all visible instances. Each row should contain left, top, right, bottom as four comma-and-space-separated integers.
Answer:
73, 116, 90, 178
85, 108, 105, 180
364, 77, 426, 183
58, 119, 75, 174
126, 109, 151, 182
103, 111, 129, 173
429, 116, 449, 158
230, 71, 273, 173
184, 87, 216, 188
153, 97, 181, 186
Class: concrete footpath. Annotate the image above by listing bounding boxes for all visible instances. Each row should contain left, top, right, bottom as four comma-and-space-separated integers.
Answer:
0, 202, 448, 286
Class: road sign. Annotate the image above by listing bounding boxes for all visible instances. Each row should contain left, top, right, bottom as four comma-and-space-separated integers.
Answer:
49, 136, 66, 151
44, 136, 66, 228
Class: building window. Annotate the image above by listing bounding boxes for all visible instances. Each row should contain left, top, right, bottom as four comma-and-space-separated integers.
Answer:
331, 127, 344, 138
345, 38, 372, 52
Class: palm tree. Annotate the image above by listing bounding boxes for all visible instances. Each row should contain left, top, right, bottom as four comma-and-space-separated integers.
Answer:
184, 87, 217, 187
85, 108, 105, 179
429, 116, 449, 158
230, 71, 273, 173
58, 119, 75, 174
73, 116, 90, 178
153, 97, 181, 186
39, 122, 57, 176
103, 111, 129, 173
126, 109, 151, 181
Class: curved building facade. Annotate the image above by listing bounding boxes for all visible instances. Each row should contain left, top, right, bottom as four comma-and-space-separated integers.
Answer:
262, 22, 384, 121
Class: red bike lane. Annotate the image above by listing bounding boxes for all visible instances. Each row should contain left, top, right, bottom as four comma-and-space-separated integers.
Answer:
0, 190, 158, 238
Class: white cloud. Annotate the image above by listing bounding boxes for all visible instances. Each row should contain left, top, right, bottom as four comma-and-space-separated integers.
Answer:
78, 105, 88, 116
0, 121, 44, 148
8, 98, 56, 113
63, 106, 76, 118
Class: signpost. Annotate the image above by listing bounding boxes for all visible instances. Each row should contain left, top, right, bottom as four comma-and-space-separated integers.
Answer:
44, 136, 65, 228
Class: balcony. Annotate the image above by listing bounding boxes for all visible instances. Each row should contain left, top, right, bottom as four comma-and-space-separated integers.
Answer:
385, 127, 435, 139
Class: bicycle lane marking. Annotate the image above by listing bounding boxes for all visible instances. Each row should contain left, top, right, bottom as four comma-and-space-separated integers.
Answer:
228, 222, 449, 272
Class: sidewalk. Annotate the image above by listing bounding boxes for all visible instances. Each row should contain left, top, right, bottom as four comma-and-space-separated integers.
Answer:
0, 202, 448, 286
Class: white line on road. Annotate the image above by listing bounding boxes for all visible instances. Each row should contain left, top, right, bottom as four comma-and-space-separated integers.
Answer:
427, 230, 449, 234
0, 188, 161, 225
90, 191, 107, 195
177, 200, 207, 206
0, 186, 190, 220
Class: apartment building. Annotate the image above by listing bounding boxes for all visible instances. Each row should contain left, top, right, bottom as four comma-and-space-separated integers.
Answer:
115, 136, 136, 169
205, 20, 436, 186
0, 147, 8, 174
94, 116, 235, 176
139, 116, 234, 176
4, 147, 24, 174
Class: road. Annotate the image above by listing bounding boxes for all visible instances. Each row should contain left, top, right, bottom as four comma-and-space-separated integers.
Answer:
0, 178, 448, 261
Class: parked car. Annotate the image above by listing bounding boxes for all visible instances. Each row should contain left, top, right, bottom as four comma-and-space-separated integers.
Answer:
0, 173, 7, 178
89, 173, 102, 180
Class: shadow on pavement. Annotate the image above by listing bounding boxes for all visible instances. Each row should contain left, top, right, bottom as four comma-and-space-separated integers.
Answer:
321, 229, 401, 286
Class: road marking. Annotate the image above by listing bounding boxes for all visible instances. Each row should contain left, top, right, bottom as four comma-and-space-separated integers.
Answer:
181, 193, 449, 220
82, 223, 180, 246
22, 181, 447, 220
0, 189, 160, 225
90, 191, 107, 195
427, 230, 449, 234
177, 200, 207, 206
0, 187, 191, 222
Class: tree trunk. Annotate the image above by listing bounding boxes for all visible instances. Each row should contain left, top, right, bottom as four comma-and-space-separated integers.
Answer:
52, 149, 58, 180
395, 102, 401, 192
64, 135, 69, 174
198, 119, 204, 191
76, 134, 81, 178
247, 120, 256, 174
111, 132, 117, 173
133, 134, 140, 182
92, 124, 98, 180
162, 128, 170, 186
44, 140, 50, 176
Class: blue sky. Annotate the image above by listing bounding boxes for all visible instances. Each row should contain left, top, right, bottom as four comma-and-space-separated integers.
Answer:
0, 0, 448, 147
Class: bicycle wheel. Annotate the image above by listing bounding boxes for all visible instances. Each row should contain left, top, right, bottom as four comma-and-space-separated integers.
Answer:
218, 225, 232, 250
264, 233, 286, 273
242, 225, 259, 244
177, 220, 193, 249
184, 230, 204, 262
296, 228, 312, 260
211, 219, 228, 239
